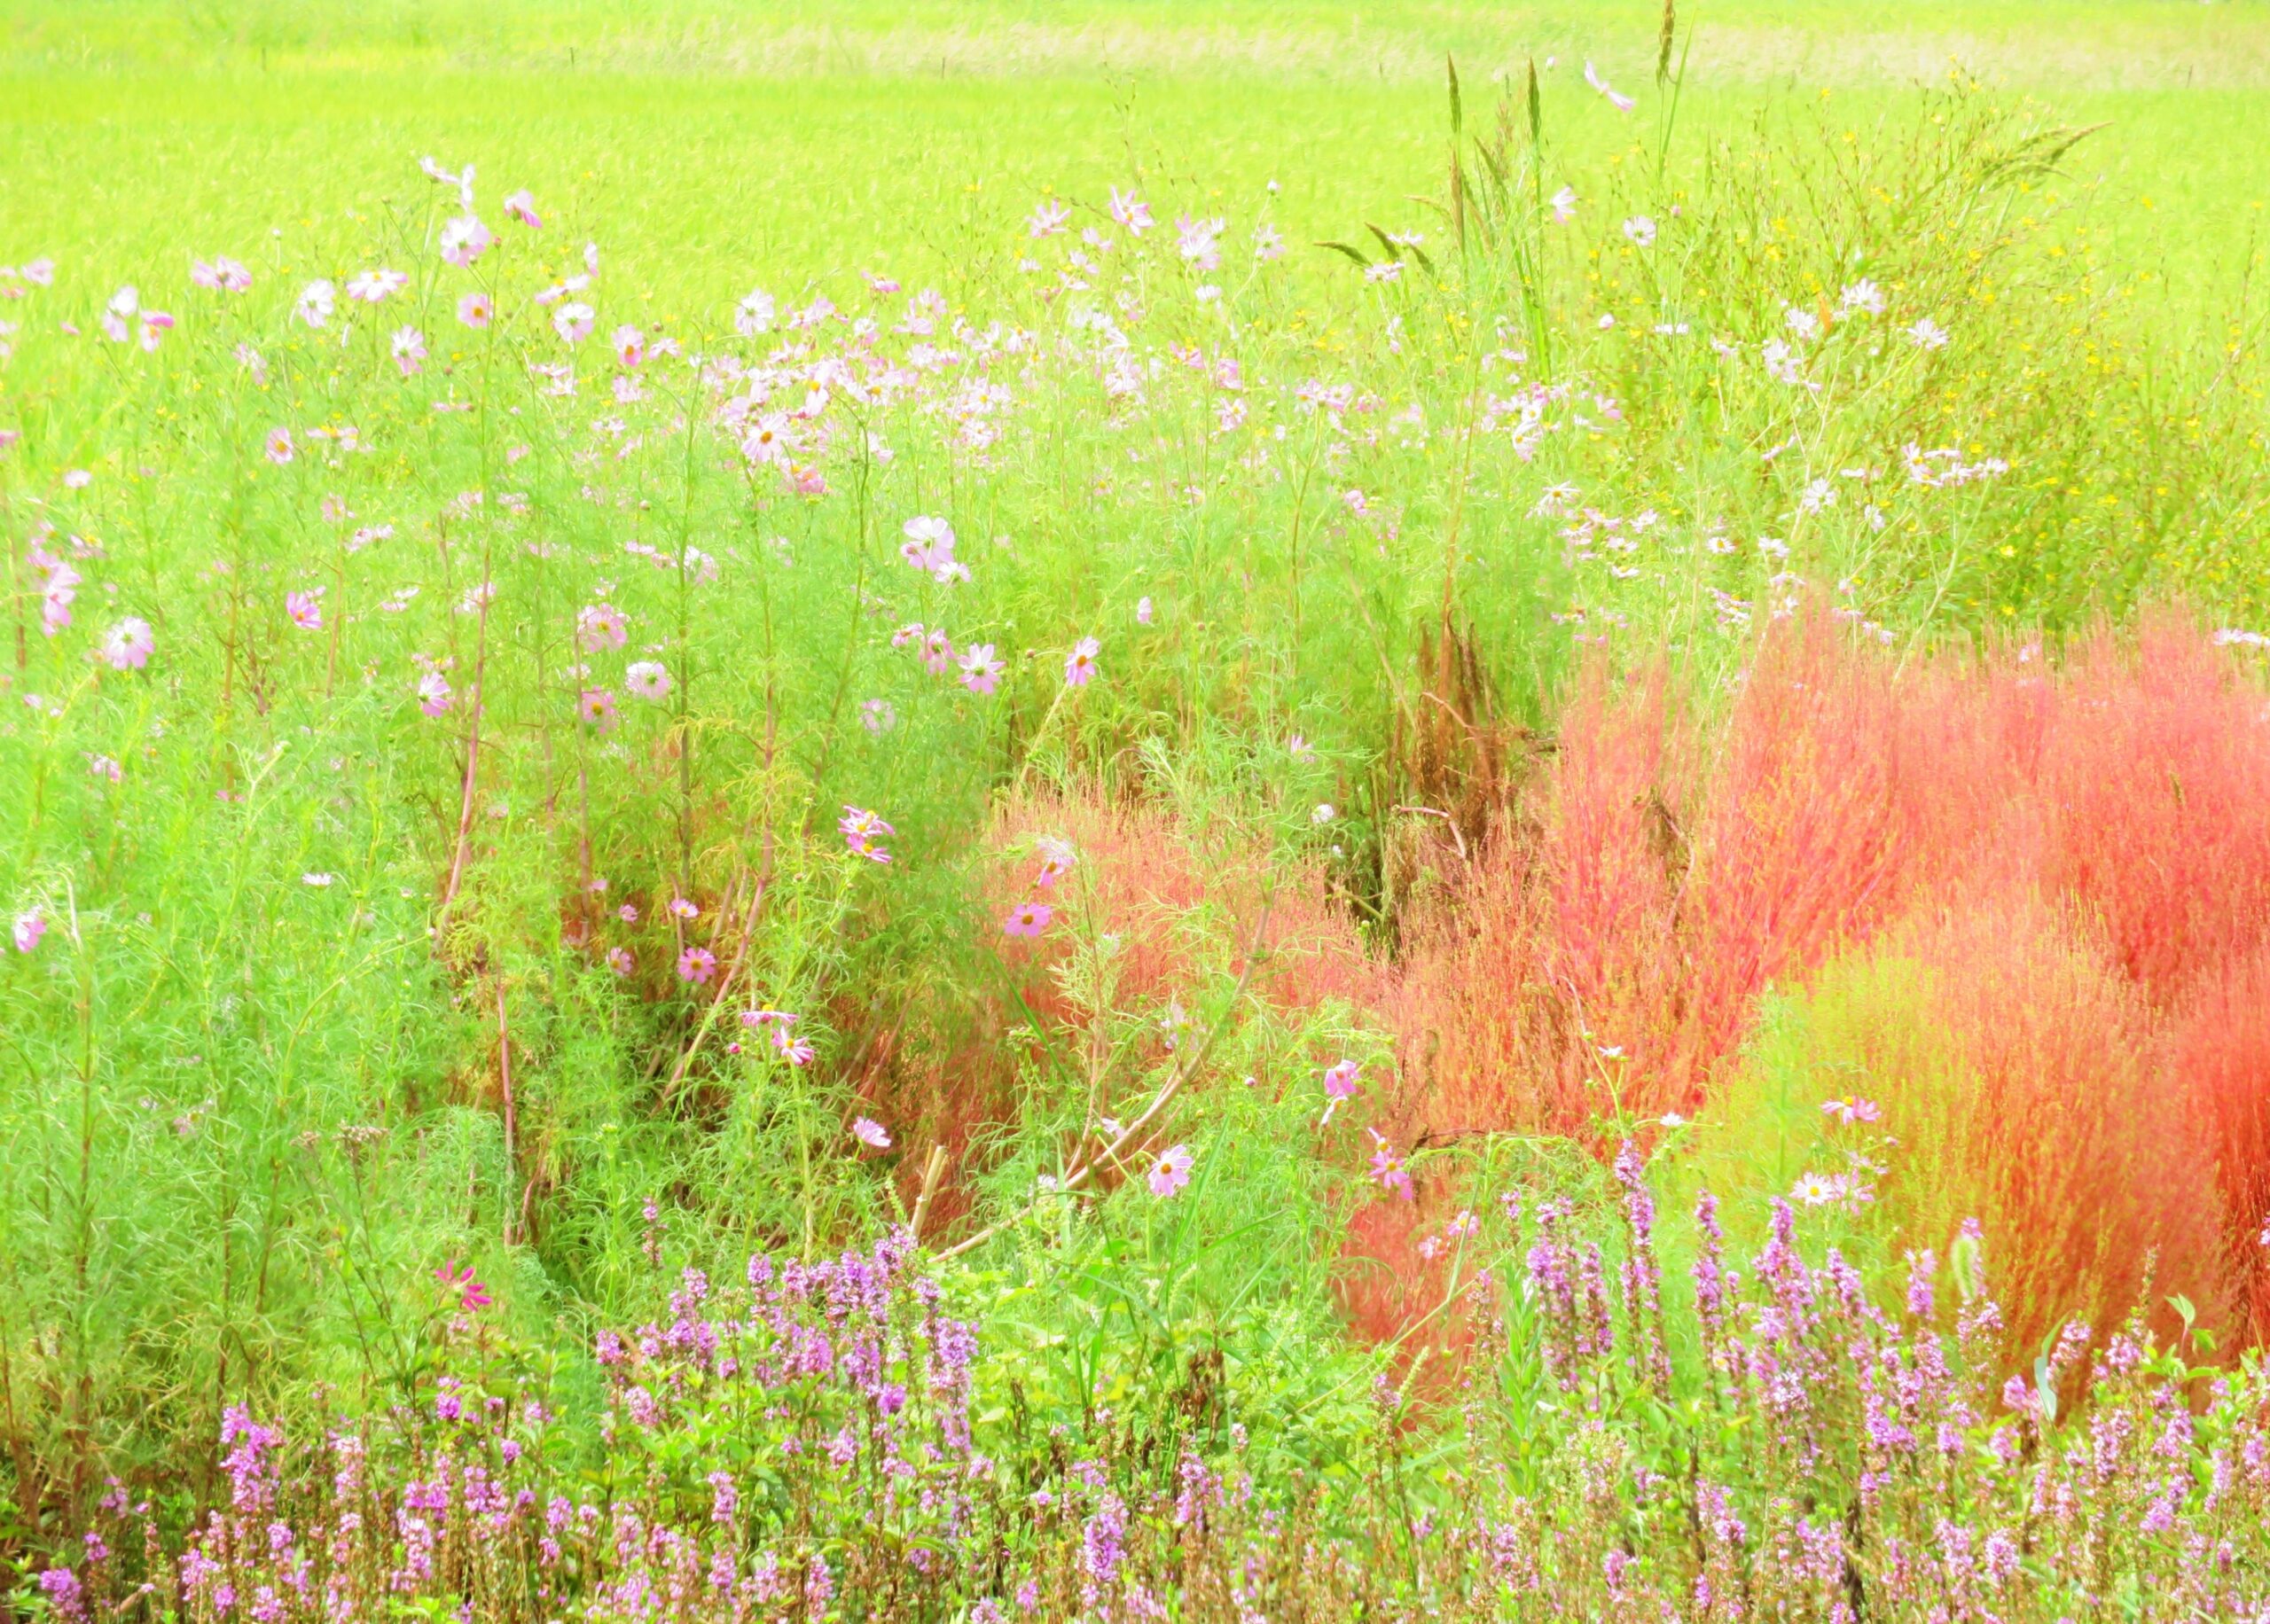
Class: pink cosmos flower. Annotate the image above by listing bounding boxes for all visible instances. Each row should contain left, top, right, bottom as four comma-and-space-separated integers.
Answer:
61, 469, 91, 490
611, 324, 646, 369
740, 1009, 795, 1030
606, 946, 634, 977
920, 629, 955, 677
669, 896, 699, 920
389, 325, 427, 376
1550, 185, 1578, 223
734, 288, 776, 337
98, 617, 154, 671
294, 279, 335, 327
12, 909, 45, 954
1583, 60, 1636, 112
1028, 199, 1071, 238
264, 426, 295, 465
1320, 1058, 1361, 1125
1821, 1096, 1883, 1126
1108, 187, 1154, 237
346, 268, 408, 304
839, 806, 895, 863
1033, 835, 1076, 887
99, 285, 137, 343
1148, 1144, 1194, 1198
1064, 636, 1100, 687
624, 661, 671, 701
87, 753, 122, 784
552, 301, 596, 344
860, 699, 897, 734
576, 603, 628, 652
503, 189, 542, 229
618, 903, 640, 924
578, 687, 618, 732
439, 215, 493, 268
771, 1027, 815, 1066
1135, 596, 1153, 625
959, 643, 1004, 694
457, 291, 493, 329
1366, 1130, 1413, 1198
900, 515, 956, 574
417, 671, 453, 716
192, 255, 253, 293
1622, 215, 1657, 248
676, 946, 717, 985
286, 589, 324, 630
1003, 901, 1053, 939
851, 1117, 891, 1150
135, 309, 174, 352
21, 258, 53, 286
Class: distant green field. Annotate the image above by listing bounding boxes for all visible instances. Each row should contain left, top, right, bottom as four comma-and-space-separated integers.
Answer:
4, 1, 2266, 309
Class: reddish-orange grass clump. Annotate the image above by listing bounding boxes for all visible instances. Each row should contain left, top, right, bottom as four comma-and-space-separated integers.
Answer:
850, 786, 1388, 1228
1389, 607, 2270, 1335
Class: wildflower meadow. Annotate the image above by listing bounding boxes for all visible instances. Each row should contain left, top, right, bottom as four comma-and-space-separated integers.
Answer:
4, 1, 2270, 1617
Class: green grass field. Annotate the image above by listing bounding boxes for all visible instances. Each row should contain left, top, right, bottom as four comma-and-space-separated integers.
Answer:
4, 3, 2270, 1614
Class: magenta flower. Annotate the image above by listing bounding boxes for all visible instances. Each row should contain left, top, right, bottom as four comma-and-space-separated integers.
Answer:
611, 324, 646, 369
286, 589, 325, 631
606, 946, 633, 977
840, 806, 895, 863
1320, 1059, 1361, 1125
771, 1027, 815, 1066
457, 291, 492, 329
740, 1009, 795, 1030
1135, 596, 1153, 625
618, 904, 640, 923
1821, 1096, 1882, 1125
851, 1117, 891, 1150
264, 426, 295, 465
677, 946, 717, 985
624, 660, 671, 701
1148, 1144, 1194, 1198
503, 189, 542, 229
12, 909, 45, 954
1064, 636, 1100, 687
434, 1260, 491, 1312
98, 617, 153, 671
669, 897, 699, 920
577, 688, 619, 732
1003, 902, 1053, 939
417, 671, 453, 716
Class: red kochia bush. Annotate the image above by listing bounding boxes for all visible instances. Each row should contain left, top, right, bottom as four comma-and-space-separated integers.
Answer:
1391, 605, 2270, 1331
